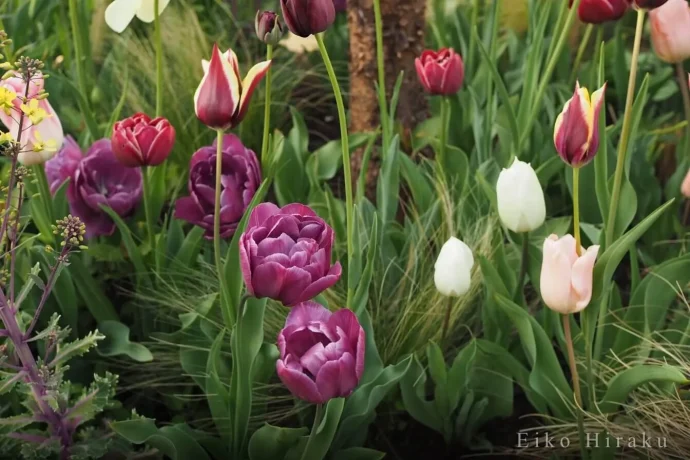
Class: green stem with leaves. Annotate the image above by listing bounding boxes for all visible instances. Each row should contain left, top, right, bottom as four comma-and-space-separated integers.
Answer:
512, 232, 529, 301
373, 0, 390, 149
260, 44, 273, 171
214, 129, 233, 326
563, 315, 589, 460
154, 0, 163, 116
141, 168, 156, 257
570, 24, 594, 83
316, 33, 354, 306
68, 0, 89, 107
573, 167, 582, 255
300, 404, 325, 460
605, 9, 645, 248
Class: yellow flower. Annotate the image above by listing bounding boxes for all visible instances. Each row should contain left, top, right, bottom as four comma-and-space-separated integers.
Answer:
0, 132, 14, 144
0, 87, 17, 115
31, 131, 56, 153
20, 98, 49, 125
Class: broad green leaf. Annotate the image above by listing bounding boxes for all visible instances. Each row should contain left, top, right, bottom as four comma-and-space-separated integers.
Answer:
99, 205, 149, 287
98, 321, 153, 362
249, 424, 307, 460
206, 330, 230, 435
400, 355, 444, 432
331, 448, 386, 460
111, 419, 210, 460
598, 365, 687, 413
70, 256, 118, 323
290, 398, 345, 460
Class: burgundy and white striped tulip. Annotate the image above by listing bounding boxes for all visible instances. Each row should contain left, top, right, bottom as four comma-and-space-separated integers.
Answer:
553, 82, 607, 167
194, 44, 271, 130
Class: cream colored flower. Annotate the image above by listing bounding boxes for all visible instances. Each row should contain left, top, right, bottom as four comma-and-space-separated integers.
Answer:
105, 0, 171, 33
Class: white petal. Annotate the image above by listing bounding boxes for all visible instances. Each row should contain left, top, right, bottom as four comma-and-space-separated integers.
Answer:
105, 0, 143, 33
135, 0, 171, 23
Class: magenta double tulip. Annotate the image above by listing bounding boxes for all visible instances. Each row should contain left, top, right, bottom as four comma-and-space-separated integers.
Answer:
194, 44, 271, 130
45, 136, 82, 194
239, 203, 342, 306
649, 0, 690, 64
111, 113, 176, 167
276, 301, 365, 404
540, 234, 600, 315
554, 82, 607, 167
415, 48, 464, 96
569, 0, 630, 24
280, 0, 336, 37
175, 134, 261, 239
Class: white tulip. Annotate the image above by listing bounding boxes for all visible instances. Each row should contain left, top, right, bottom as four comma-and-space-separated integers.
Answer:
434, 237, 474, 297
496, 159, 546, 233
105, 0, 171, 33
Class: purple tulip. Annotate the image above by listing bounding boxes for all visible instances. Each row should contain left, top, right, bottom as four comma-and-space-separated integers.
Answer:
333, 0, 346, 13
67, 139, 143, 238
175, 134, 261, 239
45, 135, 82, 194
277, 301, 365, 404
239, 203, 342, 306
280, 0, 336, 37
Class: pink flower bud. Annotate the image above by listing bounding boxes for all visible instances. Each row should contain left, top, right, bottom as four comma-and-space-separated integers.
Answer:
649, 0, 690, 64
569, 0, 630, 24
111, 113, 176, 167
194, 44, 271, 130
681, 168, 690, 198
415, 48, 464, 96
540, 234, 600, 315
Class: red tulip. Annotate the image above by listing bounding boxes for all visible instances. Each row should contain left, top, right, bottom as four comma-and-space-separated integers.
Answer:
111, 113, 175, 167
415, 48, 464, 96
633, 0, 670, 9
569, 0, 630, 24
280, 0, 335, 38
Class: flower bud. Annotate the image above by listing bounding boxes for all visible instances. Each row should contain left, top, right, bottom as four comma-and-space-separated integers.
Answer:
255, 11, 284, 46
681, 168, 690, 198
569, 0, 630, 24
496, 159, 546, 233
554, 82, 606, 167
434, 237, 474, 297
112, 113, 176, 167
540, 234, 599, 315
280, 0, 336, 38
649, 0, 690, 64
633, 0, 669, 9
415, 48, 464, 96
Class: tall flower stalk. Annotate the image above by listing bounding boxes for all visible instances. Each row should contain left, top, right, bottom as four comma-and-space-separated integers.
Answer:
154, 0, 163, 116
373, 0, 390, 150
260, 43, 273, 168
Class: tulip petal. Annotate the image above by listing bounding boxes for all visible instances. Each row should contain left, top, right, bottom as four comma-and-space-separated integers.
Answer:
252, 261, 287, 299
571, 245, 600, 313
554, 83, 592, 166
194, 44, 241, 130
277, 359, 323, 404
338, 351, 358, 396
282, 203, 319, 218
586, 83, 607, 160
300, 342, 328, 376
329, 309, 362, 353
315, 360, 341, 402
540, 235, 575, 314
235, 60, 272, 125
135, 0, 171, 23
248, 202, 281, 228
298, 262, 342, 302
279, 267, 312, 306
105, 0, 143, 33
285, 301, 332, 328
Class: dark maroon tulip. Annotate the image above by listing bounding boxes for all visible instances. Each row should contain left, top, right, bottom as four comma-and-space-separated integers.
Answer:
280, 0, 336, 37
634, 0, 669, 9
45, 135, 82, 194
415, 48, 464, 96
111, 113, 176, 167
256, 10, 284, 45
239, 203, 342, 306
569, 0, 630, 23
67, 139, 143, 238
175, 134, 261, 240
277, 301, 365, 404
333, 0, 346, 13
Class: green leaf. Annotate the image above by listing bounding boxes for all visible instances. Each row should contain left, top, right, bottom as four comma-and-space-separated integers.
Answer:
591, 199, 674, 302
594, 42, 609, 230
331, 448, 386, 460
352, 217, 379, 315
400, 355, 444, 432
293, 398, 345, 460
376, 135, 401, 224
174, 226, 205, 267
51, 330, 105, 367
598, 365, 687, 413
249, 424, 307, 460
111, 419, 210, 460
97, 321, 153, 362
206, 330, 230, 435
306, 133, 372, 183
99, 205, 149, 287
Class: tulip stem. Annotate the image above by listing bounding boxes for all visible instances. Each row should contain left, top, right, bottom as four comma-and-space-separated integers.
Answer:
316, 34, 354, 306
441, 297, 454, 344
676, 62, 690, 158
68, 0, 89, 111
513, 232, 529, 301
569, 24, 593, 84
438, 97, 450, 182
605, 9, 645, 248
141, 168, 156, 259
154, 0, 163, 116
260, 44, 273, 172
301, 404, 324, 460
373, 0, 390, 149
563, 314, 589, 460
213, 129, 233, 326
573, 167, 582, 256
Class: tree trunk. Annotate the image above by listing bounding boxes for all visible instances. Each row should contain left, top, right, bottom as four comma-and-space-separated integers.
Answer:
348, 0, 428, 200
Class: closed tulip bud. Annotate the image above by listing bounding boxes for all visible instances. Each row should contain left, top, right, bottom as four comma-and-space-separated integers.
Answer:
415, 48, 464, 96
649, 0, 690, 63
681, 168, 690, 198
239, 203, 342, 306
434, 237, 474, 297
276, 302, 365, 404
633, 0, 670, 10
496, 159, 546, 233
194, 44, 271, 130
255, 10, 284, 46
569, 0, 630, 24
554, 82, 606, 167
540, 234, 599, 315
280, 0, 335, 38
111, 113, 175, 167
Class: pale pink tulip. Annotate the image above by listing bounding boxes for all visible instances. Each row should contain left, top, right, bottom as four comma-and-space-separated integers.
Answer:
649, 0, 690, 64
0, 73, 64, 156
681, 168, 690, 198
540, 234, 600, 315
